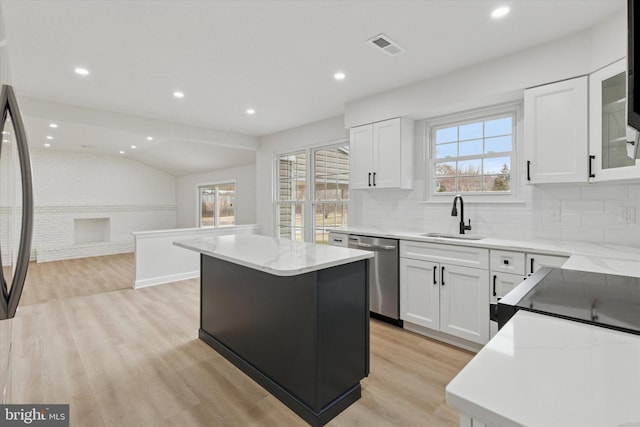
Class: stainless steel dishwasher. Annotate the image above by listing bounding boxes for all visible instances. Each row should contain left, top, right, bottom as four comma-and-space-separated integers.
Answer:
347, 234, 401, 325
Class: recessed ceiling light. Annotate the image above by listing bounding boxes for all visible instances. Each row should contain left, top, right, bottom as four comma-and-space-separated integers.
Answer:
2, 139, 9, 143
131, 145, 137, 149
119, 150, 125, 154
74, 67, 90, 76
491, 6, 510, 18
49, 123, 58, 128
44, 143, 51, 147
246, 108, 255, 115
334, 72, 346, 81
173, 91, 185, 98
146, 136, 153, 141
46, 136, 54, 140
2, 131, 9, 135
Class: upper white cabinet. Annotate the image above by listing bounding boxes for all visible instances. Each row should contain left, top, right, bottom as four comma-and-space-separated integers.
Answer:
589, 58, 640, 182
349, 117, 414, 190
524, 76, 589, 184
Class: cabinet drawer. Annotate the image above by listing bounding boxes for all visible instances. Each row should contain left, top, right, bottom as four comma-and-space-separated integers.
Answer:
400, 241, 488, 269
490, 250, 526, 275
328, 233, 348, 247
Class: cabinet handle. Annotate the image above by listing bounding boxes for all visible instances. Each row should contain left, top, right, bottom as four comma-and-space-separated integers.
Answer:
441, 266, 445, 286
493, 275, 497, 297
589, 155, 595, 178
526, 160, 531, 181
373, 172, 377, 186
334, 238, 342, 243
368, 172, 372, 187
433, 266, 437, 285
530, 258, 535, 275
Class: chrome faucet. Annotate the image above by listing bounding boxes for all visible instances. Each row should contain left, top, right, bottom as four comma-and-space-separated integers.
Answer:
451, 195, 472, 235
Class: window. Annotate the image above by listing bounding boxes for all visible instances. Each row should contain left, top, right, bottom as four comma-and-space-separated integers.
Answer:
198, 182, 235, 227
276, 151, 306, 241
275, 142, 349, 243
313, 145, 349, 244
427, 104, 519, 197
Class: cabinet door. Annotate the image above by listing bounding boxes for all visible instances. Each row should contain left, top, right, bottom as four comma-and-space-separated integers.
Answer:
372, 118, 402, 188
440, 264, 489, 344
490, 272, 526, 304
400, 258, 440, 330
526, 253, 569, 275
524, 76, 588, 184
589, 58, 640, 182
350, 124, 374, 189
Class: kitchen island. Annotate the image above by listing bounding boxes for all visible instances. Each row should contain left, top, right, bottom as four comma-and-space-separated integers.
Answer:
174, 234, 373, 426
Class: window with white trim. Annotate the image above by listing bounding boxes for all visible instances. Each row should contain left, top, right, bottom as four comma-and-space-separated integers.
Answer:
276, 151, 306, 241
427, 104, 519, 198
198, 182, 235, 227
312, 145, 349, 244
275, 142, 349, 243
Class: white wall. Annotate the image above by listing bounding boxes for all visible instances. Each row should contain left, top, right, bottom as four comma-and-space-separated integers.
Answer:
256, 115, 348, 236
175, 163, 257, 228
255, 10, 640, 248
344, 10, 626, 128
30, 149, 176, 261
349, 10, 640, 247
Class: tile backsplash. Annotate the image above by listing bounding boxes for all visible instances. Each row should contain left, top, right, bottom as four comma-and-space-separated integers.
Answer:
350, 180, 640, 248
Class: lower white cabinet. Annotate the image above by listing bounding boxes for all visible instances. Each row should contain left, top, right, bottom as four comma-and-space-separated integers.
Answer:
400, 258, 439, 330
400, 241, 489, 345
440, 264, 490, 344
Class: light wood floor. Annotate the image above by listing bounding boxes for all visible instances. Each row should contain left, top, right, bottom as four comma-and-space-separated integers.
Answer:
6, 254, 473, 426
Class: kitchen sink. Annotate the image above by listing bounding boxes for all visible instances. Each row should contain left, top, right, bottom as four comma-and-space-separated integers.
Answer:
422, 232, 484, 240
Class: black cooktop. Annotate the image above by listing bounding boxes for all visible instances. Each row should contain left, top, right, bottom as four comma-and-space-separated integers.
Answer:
497, 267, 640, 335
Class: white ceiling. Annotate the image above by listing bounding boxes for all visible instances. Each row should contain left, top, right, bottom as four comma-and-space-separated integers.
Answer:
0, 0, 625, 176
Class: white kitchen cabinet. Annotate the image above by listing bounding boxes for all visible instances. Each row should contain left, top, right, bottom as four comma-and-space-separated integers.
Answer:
489, 271, 527, 338
524, 76, 589, 184
440, 264, 489, 344
327, 232, 348, 247
400, 257, 440, 330
589, 58, 640, 182
400, 241, 489, 345
489, 249, 567, 338
526, 252, 569, 275
349, 117, 414, 190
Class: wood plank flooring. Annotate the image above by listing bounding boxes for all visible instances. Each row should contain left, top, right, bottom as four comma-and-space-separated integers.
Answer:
5, 254, 473, 426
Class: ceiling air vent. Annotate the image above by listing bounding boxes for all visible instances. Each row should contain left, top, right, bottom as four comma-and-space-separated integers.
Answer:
367, 33, 405, 56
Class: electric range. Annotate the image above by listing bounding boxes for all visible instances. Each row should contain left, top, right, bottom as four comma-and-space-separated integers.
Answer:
497, 267, 640, 335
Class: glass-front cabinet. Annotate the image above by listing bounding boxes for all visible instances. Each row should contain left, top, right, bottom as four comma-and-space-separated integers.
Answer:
589, 58, 640, 181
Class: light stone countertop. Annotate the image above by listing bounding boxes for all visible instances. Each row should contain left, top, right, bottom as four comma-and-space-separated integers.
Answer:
174, 234, 373, 277
328, 226, 640, 276
446, 310, 640, 427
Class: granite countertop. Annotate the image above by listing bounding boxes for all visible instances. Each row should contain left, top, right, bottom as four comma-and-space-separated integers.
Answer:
328, 226, 640, 276
446, 310, 640, 427
174, 234, 373, 277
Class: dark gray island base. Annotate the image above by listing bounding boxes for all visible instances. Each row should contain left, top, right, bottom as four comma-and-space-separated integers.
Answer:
199, 253, 370, 426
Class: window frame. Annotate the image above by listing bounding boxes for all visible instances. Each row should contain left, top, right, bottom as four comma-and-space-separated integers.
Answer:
424, 102, 523, 203
273, 139, 349, 243
311, 143, 350, 244
196, 180, 236, 228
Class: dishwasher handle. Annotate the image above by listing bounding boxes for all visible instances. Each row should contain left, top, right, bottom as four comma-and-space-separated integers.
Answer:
349, 242, 397, 251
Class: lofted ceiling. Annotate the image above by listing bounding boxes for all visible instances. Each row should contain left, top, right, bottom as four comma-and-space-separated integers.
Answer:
0, 0, 625, 176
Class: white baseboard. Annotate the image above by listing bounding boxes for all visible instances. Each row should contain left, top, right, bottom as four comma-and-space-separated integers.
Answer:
134, 271, 200, 289
402, 322, 483, 353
